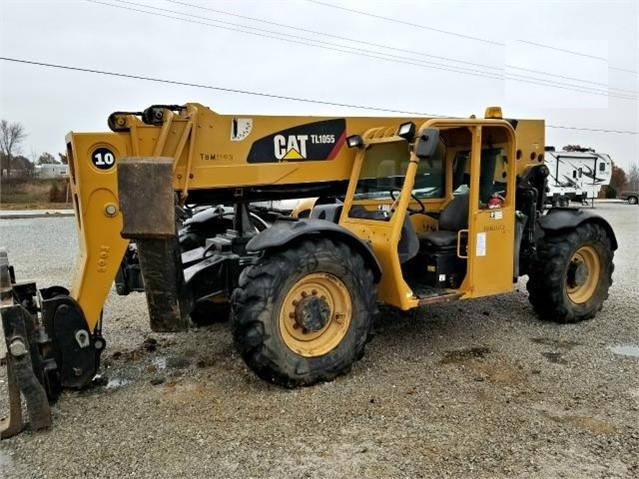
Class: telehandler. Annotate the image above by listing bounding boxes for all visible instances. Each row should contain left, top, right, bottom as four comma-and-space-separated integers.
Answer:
0, 103, 616, 437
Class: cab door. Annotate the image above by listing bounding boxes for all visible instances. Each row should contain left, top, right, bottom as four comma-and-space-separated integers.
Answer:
464, 124, 518, 298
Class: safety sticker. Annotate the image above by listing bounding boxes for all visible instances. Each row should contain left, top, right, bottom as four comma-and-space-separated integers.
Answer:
230, 118, 253, 141
476, 232, 486, 257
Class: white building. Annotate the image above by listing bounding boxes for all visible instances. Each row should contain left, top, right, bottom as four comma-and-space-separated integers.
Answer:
35, 164, 69, 178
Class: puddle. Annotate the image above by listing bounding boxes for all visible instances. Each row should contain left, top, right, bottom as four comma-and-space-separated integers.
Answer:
609, 345, 639, 358
440, 347, 491, 364
105, 378, 132, 389
152, 356, 167, 370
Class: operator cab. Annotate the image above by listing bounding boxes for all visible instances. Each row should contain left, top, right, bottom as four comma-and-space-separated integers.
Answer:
335, 114, 520, 310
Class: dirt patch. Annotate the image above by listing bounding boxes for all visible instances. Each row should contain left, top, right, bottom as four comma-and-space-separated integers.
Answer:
531, 337, 582, 350
439, 346, 492, 364
540, 409, 617, 435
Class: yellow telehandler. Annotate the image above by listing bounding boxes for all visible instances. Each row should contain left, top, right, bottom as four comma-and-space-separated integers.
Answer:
0, 103, 615, 437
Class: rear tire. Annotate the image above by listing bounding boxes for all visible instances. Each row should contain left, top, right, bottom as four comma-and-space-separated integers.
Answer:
527, 222, 614, 323
231, 238, 376, 387
628, 196, 638, 205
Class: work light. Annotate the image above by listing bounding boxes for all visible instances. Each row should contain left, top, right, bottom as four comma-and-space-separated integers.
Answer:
346, 135, 364, 149
397, 122, 416, 140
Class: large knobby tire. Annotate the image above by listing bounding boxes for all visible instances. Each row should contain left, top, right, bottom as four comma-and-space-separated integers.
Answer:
527, 222, 614, 323
231, 238, 377, 388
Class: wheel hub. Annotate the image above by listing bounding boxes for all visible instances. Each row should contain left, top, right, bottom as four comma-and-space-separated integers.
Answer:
566, 245, 601, 304
279, 272, 352, 357
294, 296, 331, 332
567, 258, 589, 288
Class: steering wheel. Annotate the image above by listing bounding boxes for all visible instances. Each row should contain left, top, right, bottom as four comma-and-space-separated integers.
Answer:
389, 188, 426, 215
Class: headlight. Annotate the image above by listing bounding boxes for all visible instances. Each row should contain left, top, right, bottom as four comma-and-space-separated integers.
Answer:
346, 135, 364, 149
397, 122, 416, 140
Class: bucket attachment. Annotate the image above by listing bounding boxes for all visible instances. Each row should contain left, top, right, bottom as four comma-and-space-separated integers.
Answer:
117, 157, 191, 332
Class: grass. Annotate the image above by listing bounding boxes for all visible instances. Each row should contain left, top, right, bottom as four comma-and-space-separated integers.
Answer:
0, 202, 72, 210
0, 177, 71, 208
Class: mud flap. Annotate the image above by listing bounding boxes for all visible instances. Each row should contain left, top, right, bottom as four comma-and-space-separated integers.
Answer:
117, 157, 190, 332
1, 304, 52, 438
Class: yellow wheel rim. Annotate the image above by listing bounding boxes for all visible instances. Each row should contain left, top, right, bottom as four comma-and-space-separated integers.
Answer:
566, 245, 600, 304
279, 273, 352, 357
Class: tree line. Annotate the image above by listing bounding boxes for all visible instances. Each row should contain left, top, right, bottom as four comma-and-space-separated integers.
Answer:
0, 120, 67, 178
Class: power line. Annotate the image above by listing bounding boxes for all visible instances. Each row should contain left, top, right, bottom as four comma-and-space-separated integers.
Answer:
0, 57, 443, 116
92, 1, 638, 101
169, 0, 638, 95
306, 0, 503, 46
166, 1, 504, 72
505, 65, 635, 94
2, 56, 637, 135
516, 41, 639, 76
308, 0, 639, 76
545, 125, 639, 134
516, 40, 607, 61
92, 1, 502, 84
98, 0, 500, 80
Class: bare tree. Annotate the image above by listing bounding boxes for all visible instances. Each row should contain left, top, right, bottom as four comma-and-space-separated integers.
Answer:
627, 162, 639, 190
0, 120, 28, 177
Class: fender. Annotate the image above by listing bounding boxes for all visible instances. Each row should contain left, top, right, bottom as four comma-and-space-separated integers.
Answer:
246, 219, 382, 282
539, 208, 618, 250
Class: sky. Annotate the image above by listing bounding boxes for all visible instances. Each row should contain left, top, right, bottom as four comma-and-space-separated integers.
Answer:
1, 0, 638, 170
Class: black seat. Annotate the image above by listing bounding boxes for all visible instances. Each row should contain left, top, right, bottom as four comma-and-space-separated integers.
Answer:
419, 195, 469, 249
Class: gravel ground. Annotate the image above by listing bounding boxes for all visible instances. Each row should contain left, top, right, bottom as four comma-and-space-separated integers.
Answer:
0, 201, 637, 479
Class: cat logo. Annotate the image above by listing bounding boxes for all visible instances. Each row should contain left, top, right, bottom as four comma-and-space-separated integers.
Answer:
247, 119, 346, 164
274, 134, 309, 160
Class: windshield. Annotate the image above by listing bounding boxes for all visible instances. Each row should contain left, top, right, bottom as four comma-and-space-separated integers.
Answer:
353, 140, 445, 201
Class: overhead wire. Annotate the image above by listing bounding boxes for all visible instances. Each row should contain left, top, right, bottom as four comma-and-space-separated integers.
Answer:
307, 0, 639, 76
169, 0, 638, 95
307, 0, 503, 46
2, 56, 637, 135
92, 0, 638, 101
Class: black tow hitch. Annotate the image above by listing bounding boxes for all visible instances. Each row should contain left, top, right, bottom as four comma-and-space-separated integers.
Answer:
0, 249, 104, 438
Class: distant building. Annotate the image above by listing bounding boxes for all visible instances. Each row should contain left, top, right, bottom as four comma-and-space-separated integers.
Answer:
35, 164, 69, 178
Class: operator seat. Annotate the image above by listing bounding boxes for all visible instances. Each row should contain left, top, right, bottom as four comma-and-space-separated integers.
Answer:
418, 194, 469, 249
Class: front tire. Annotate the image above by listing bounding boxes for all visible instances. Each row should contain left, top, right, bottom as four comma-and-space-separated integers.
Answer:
628, 196, 638, 205
231, 238, 377, 387
527, 222, 614, 323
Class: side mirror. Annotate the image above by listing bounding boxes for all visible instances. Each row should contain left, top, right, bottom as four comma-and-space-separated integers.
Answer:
414, 128, 440, 159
